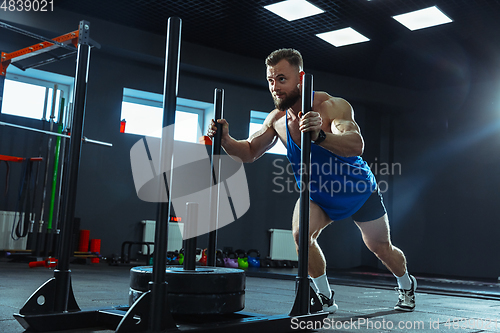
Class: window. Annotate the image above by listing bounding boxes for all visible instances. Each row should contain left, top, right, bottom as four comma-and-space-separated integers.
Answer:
1, 66, 72, 123
249, 110, 286, 155
121, 88, 212, 143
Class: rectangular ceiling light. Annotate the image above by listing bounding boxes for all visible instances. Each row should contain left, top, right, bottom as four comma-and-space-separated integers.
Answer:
316, 28, 370, 47
393, 6, 453, 31
264, 0, 324, 21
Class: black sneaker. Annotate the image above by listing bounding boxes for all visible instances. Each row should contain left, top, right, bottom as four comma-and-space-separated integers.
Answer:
318, 293, 338, 314
394, 275, 417, 312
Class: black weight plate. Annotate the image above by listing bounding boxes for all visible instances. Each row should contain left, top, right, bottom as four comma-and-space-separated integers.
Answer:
130, 266, 245, 294
129, 288, 245, 315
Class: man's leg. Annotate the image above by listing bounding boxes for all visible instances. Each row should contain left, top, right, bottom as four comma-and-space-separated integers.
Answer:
292, 199, 337, 312
292, 198, 332, 278
354, 214, 416, 311
354, 214, 406, 276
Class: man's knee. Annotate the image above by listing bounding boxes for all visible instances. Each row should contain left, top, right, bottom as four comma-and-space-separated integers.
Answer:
293, 229, 306, 246
293, 229, 317, 247
367, 240, 392, 259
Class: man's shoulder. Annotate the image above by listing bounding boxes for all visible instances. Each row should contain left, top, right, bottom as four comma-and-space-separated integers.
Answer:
266, 109, 286, 123
315, 91, 347, 104
314, 92, 351, 112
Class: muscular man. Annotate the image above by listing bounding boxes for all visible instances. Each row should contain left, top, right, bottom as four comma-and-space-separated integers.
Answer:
207, 48, 416, 313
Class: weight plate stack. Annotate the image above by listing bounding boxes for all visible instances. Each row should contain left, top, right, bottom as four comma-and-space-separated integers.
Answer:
129, 266, 245, 315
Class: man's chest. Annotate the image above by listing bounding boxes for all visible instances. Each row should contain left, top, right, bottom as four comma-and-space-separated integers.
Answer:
273, 114, 301, 148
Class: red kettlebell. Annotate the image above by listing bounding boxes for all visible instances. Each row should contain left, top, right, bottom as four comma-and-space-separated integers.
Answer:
199, 248, 207, 266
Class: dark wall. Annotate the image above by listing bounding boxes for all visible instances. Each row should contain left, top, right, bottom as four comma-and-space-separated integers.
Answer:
1, 9, 499, 279
391, 81, 500, 279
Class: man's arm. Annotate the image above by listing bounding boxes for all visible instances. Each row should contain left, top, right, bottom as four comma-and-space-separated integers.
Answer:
208, 111, 279, 163
326, 116, 364, 157
300, 96, 364, 157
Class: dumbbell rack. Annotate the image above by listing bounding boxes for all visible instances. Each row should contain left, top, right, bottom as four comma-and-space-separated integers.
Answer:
13, 17, 328, 333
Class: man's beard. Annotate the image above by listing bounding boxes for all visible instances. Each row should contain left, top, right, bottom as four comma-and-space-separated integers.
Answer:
273, 87, 301, 111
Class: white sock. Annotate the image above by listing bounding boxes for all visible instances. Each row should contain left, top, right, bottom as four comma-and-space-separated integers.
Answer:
394, 271, 411, 290
312, 273, 332, 298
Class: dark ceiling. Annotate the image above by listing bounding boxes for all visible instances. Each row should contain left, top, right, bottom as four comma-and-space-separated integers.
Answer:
54, 0, 500, 90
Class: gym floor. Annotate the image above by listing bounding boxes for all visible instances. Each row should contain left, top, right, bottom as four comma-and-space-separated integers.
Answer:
1, 258, 500, 333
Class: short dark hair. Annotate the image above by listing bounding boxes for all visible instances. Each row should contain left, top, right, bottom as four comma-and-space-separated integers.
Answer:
265, 48, 303, 70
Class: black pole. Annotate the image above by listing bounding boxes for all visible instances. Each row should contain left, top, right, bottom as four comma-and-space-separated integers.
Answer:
207, 88, 223, 266
149, 17, 181, 332
290, 74, 313, 316
183, 202, 198, 270
53, 20, 91, 312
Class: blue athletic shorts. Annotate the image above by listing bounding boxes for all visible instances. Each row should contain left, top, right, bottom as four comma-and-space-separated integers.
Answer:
351, 187, 387, 222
